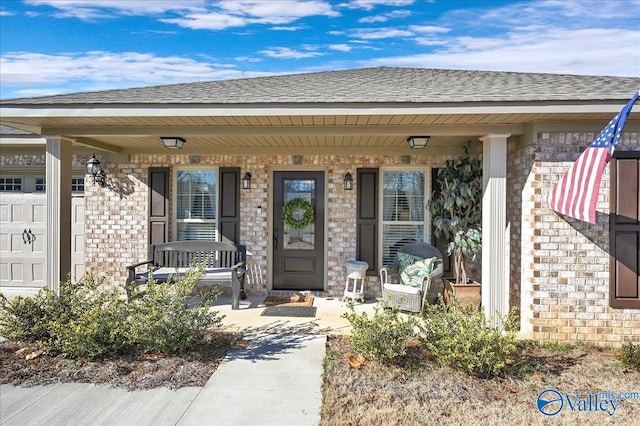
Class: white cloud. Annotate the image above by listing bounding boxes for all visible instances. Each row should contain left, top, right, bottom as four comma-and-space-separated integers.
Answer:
217, 0, 339, 21
161, 12, 250, 31
271, 25, 307, 31
161, 0, 339, 31
346, 0, 414, 11
353, 27, 414, 39
24, 0, 205, 19
409, 25, 450, 34
358, 9, 411, 23
329, 44, 353, 52
234, 56, 263, 63
358, 15, 388, 23
0, 51, 249, 95
364, 27, 640, 77
258, 47, 325, 59
23, 0, 339, 29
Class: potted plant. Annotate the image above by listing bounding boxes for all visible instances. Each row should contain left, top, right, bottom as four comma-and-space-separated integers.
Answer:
428, 143, 482, 308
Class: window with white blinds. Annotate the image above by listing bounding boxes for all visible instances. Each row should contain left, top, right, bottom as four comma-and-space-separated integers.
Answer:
381, 170, 426, 265
175, 169, 218, 241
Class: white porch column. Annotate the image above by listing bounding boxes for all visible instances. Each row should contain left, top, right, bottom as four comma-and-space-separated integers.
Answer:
480, 134, 510, 323
46, 136, 72, 293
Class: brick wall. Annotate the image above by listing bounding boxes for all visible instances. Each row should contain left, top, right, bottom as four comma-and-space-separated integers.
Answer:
519, 132, 640, 346
82, 154, 446, 297
507, 143, 535, 314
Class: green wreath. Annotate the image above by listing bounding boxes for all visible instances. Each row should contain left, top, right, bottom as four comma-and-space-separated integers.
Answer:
282, 197, 314, 229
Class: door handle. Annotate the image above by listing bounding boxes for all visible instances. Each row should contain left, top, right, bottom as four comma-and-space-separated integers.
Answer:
23, 229, 29, 244
273, 227, 279, 250
28, 229, 36, 243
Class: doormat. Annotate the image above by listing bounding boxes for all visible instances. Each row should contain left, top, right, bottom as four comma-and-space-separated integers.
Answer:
260, 295, 314, 307
261, 306, 317, 318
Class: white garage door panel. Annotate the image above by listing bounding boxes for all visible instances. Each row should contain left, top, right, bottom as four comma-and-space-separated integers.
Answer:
71, 198, 85, 281
0, 189, 85, 297
0, 193, 46, 293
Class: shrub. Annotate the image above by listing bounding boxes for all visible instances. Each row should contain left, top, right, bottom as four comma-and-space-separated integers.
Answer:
126, 266, 223, 354
617, 342, 640, 370
0, 266, 224, 358
342, 301, 417, 362
418, 297, 519, 378
0, 293, 49, 342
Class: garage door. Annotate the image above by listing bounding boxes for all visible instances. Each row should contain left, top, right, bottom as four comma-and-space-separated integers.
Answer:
0, 175, 85, 298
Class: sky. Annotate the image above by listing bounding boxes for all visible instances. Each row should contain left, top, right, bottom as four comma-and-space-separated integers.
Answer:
0, 0, 639, 100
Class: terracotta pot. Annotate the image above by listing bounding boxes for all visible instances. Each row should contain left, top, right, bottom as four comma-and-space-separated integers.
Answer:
443, 279, 481, 310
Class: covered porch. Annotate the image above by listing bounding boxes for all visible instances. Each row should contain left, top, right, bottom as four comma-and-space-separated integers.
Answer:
3, 68, 637, 334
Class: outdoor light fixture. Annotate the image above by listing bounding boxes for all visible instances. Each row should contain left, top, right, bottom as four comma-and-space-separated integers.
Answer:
86, 154, 106, 187
242, 172, 252, 189
160, 136, 186, 149
344, 172, 353, 190
406, 136, 430, 149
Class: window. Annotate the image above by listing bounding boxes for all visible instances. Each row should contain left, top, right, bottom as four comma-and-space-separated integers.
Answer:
175, 169, 217, 241
35, 177, 46, 192
380, 170, 427, 265
71, 177, 85, 193
0, 177, 22, 192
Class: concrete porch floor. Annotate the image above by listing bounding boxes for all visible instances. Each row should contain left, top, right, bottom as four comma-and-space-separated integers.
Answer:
209, 293, 380, 335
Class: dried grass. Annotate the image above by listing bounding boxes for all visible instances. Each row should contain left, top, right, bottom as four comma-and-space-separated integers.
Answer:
321, 337, 640, 425
0, 331, 243, 390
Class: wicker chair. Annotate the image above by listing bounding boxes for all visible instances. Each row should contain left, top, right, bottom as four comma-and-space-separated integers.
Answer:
379, 242, 444, 312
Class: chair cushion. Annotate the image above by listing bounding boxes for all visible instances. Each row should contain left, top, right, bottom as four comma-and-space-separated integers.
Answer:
397, 252, 422, 272
400, 257, 437, 287
383, 283, 421, 295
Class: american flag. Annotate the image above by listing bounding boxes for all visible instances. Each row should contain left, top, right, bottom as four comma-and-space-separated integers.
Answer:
547, 91, 639, 224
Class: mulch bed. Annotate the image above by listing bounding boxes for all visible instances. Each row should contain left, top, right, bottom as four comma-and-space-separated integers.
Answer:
0, 331, 244, 390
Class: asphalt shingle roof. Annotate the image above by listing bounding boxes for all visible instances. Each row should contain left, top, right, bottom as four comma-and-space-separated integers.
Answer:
3, 67, 639, 105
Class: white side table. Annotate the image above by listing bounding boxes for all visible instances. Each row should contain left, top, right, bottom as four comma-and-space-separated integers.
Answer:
343, 260, 369, 303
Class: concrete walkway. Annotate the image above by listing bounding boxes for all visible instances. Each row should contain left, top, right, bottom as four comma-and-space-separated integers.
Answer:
1, 295, 378, 426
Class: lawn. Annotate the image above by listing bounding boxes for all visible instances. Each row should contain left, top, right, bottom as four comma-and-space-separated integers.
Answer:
321, 336, 640, 425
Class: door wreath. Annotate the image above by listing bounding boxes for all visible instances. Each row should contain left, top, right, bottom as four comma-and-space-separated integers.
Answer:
282, 197, 314, 229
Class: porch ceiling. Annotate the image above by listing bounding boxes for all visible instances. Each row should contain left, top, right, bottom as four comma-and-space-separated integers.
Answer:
2, 110, 637, 155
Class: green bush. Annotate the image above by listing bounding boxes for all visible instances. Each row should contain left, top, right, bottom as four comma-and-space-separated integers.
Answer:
126, 266, 222, 353
342, 301, 417, 362
617, 342, 640, 370
0, 266, 223, 358
0, 293, 49, 342
418, 297, 519, 378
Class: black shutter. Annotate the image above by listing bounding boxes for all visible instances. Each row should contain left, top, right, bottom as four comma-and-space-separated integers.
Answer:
357, 168, 378, 275
218, 167, 240, 243
148, 167, 169, 247
609, 153, 640, 309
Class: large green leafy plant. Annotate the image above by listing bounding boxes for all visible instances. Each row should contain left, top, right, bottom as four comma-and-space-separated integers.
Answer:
428, 144, 482, 284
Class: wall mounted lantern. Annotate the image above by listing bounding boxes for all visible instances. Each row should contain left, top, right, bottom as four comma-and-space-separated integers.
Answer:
242, 172, 252, 189
344, 172, 353, 190
160, 136, 186, 149
406, 135, 430, 149
86, 154, 106, 187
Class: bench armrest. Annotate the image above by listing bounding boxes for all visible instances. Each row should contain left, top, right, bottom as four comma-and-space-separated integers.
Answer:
126, 260, 153, 284
230, 261, 245, 270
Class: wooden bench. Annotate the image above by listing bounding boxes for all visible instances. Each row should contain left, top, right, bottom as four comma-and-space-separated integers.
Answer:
126, 241, 247, 310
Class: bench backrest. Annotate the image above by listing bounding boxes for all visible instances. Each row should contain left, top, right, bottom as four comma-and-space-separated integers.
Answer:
149, 241, 246, 269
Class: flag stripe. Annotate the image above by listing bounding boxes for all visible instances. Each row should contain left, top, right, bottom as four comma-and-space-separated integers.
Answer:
547, 92, 639, 224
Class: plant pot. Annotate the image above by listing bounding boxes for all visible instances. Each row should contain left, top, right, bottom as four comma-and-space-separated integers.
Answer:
443, 279, 481, 310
